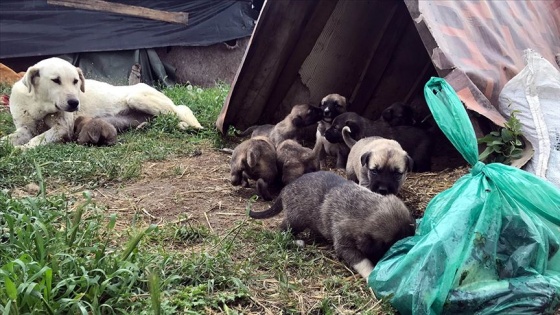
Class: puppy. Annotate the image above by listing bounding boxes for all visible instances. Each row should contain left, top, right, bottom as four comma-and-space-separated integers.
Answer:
235, 104, 323, 147
249, 171, 415, 281
381, 102, 416, 127
276, 139, 320, 185
234, 124, 274, 138
315, 94, 349, 169
74, 116, 117, 146
230, 136, 279, 201
343, 126, 412, 195
325, 112, 432, 172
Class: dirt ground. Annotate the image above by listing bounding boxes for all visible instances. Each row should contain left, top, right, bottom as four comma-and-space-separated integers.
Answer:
88, 143, 469, 233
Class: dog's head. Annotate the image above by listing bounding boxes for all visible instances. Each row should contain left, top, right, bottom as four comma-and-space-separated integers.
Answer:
320, 94, 347, 123
230, 137, 278, 185
23, 57, 85, 113
290, 104, 323, 127
324, 112, 362, 143
381, 102, 416, 127
360, 139, 413, 195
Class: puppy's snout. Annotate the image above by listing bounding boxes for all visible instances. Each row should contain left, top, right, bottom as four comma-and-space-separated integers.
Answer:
67, 99, 80, 111
231, 174, 242, 186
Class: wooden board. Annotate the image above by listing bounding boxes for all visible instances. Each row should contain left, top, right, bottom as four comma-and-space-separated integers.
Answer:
47, 0, 188, 25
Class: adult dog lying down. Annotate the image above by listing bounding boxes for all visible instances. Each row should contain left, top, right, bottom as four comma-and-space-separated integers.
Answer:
3, 57, 202, 149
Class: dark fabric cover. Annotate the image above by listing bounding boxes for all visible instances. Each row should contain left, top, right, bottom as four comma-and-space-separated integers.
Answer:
0, 0, 257, 59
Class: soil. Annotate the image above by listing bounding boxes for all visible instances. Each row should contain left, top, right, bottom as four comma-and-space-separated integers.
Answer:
87, 142, 469, 233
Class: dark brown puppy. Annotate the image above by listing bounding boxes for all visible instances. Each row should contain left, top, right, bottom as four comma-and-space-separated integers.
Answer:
381, 102, 416, 127
74, 116, 118, 146
230, 136, 278, 200
249, 171, 415, 281
276, 139, 321, 185
235, 104, 323, 147
315, 94, 349, 169
324, 112, 432, 172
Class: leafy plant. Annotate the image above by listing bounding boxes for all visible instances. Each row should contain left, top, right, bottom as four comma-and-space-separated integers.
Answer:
477, 111, 524, 165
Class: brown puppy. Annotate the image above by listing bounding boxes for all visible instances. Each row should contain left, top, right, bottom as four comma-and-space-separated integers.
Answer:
235, 104, 323, 147
315, 94, 349, 169
325, 112, 432, 172
74, 116, 118, 146
230, 136, 279, 201
249, 171, 415, 281
276, 139, 321, 185
343, 126, 412, 195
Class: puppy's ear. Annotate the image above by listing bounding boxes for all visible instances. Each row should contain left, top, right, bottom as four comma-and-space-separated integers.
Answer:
247, 149, 260, 168
382, 107, 392, 121
74, 116, 85, 133
406, 155, 414, 171
361, 152, 371, 167
292, 116, 304, 127
23, 66, 40, 93
77, 67, 86, 92
346, 121, 361, 137
87, 129, 100, 144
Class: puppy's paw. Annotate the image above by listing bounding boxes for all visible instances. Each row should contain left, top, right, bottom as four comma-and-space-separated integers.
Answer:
135, 122, 149, 130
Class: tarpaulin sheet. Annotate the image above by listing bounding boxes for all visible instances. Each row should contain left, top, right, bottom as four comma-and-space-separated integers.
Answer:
405, 0, 560, 126
0, 0, 257, 59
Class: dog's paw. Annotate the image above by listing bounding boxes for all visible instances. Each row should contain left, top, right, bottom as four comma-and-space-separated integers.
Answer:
178, 121, 204, 130
135, 122, 149, 130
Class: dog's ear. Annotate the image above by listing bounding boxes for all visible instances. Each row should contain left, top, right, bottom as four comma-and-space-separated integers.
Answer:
361, 151, 371, 167
23, 66, 40, 93
87, 129, 100, 144
77, 67, 86, 92
346, 121, 361, 137
247, 149, 260, 168
292, 116, 304, 127
382, 107, 393, 122
406, 154, 414, 171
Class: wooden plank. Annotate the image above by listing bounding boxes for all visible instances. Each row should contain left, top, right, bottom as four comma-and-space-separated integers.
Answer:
264, 0, 338, 112
47, 0, 188, 25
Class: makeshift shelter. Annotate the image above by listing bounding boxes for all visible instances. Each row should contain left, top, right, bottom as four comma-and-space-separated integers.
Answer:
216, 0, 560, 134
0, 0, 259, 86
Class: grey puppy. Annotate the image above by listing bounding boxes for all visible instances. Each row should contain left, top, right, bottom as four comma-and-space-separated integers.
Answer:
324, 112, 432, 172
343, 126, 412, 195
235, 104, 323, 147
315, 94, 349, 169
74, 116, 118, 146
230, 136, 279, 200
276, 139, 321, 185
249, 171, 415, 281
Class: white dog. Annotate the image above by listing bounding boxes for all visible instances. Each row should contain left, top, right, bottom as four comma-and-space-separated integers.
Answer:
3, 57, 203, 149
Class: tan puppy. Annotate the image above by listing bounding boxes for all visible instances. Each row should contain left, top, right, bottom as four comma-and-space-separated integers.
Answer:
343, 126, 412, 195
74, 116, 117, 146
230, 136, 279, 200
249, 171, 415, 281
235, 104, 323, 147
315, 94, 349, 169
276, 139, 320, 185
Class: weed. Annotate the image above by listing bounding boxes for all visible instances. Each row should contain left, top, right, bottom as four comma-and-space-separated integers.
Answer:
478, 110, 524, 165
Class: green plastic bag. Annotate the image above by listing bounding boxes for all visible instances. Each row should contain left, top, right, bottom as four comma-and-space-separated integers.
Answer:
368, 77, 560, 314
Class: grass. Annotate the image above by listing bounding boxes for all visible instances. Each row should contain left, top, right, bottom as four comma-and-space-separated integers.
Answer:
0, 83, 386, 314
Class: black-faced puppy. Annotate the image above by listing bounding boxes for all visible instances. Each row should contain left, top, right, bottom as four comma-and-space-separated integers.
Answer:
235, 104, 323, 147
343, 126, 412, 195
74, 116, 118, 146
249, 171, 415, 281
230, 136, 278, 201
276, 139, 320, 185
315, 94, 349, 169
381, 102, 416, 127
325, 112, 432, 172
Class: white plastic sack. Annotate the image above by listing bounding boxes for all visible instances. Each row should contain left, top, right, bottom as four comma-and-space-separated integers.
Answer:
498, 49, 560, 188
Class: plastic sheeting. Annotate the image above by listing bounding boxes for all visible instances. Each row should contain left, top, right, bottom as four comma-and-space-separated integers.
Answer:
369, 77, 560, 315
0, 0, 257, 59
